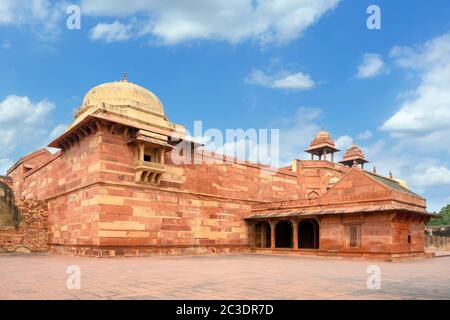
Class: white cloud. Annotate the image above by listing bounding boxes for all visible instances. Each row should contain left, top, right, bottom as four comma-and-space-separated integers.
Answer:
0, 158, 13, 175
0, 0, 66, 40
357, 130, 373, 140
278, 107, 322, 163
273, 73, 315, 90
0, 95, 54, 126
382, 33, 450, 152
196, 107, 322, 167
365, 33, 450, 212
90, 21, 133, 42
0, 0, 24, 25
246, 69, 315, 90
361, 139, 411, 177
335, 135, 353, 150
49, 124, 67, 140
356, 53, 386, 79
0, 95, 65, 173
214, 135, 275, 166
411, 165, 450, 187
355, 136, 450, 212
81, 0, 340, 45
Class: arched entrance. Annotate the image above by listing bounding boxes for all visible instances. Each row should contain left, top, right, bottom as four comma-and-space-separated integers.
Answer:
275, 221, 293, 248
298, 220, 319, 249
255, 221, 271, 248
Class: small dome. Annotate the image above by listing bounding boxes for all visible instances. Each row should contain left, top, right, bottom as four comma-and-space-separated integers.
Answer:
316, 128, 331, 139
308, 128, 336, 148
339, 142, 369, 167
81, 80, 164, 116
343, 143, 365, 159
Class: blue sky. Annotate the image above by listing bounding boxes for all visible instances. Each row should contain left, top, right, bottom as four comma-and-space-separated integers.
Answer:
0, 0, 449, 211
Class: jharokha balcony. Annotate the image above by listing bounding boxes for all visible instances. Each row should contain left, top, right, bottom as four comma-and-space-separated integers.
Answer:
135, 160, 165, 185
133, 133, 171, 185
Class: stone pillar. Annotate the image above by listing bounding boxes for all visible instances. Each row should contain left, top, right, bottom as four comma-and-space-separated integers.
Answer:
261, 224, 267, 248
249, 223, 256, 247
310, 154, 313, 160
331, 152, 334, 163
312, 222, 317, 249
160, 149, 165, 164
323, 148, 326, 161
292, 220, 298, 249
139, 143, 145, 161
270, 221, 276, 249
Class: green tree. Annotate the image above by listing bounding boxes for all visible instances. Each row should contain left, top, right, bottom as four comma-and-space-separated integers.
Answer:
427, 204, 450, 226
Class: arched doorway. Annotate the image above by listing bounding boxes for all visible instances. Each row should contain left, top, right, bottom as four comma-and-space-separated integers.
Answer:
275, 221, 292, 248
298, 220, 319, 249
255, 221, 271, 248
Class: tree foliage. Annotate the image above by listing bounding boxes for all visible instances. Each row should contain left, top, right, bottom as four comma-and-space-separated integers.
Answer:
427, 204, 450, 226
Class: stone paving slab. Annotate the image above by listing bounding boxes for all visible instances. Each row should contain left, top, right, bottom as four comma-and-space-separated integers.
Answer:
0, 254, 449, 300
434, 251, 450, 257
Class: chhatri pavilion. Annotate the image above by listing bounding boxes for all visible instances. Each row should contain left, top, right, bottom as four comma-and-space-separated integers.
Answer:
1, 75, 432, 260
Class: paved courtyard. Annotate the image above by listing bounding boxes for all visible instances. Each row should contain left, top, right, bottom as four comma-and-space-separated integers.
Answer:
0, 253, 449, 300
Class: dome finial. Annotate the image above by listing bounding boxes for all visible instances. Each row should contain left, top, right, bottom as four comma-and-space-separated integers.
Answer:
123, 71, 128, 82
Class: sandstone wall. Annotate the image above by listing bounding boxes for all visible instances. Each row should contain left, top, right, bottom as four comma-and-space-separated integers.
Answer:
48, 185, 101, 247
9, 126, 302, 256
80, 127, 300, 256
319, 213, 391, 255
9, 133, 103, 250
296, 160, 347, 199
425, 226, 450, 250
390, 215, 425, 254
0, 177, 48, 253
319, 211, 425, 258
51, 185, 254, 256
97, 127, 300, 202
7, 149, 52, 193
13, 133, 101, 200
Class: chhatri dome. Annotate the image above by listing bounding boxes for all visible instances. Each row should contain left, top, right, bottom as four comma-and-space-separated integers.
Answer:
79, 72, 165, 117
305, 128, 339, 161
343, 143, 365, 160
339, 142, 369, 168
316, 128, 332, 140
308, 128, 337, 148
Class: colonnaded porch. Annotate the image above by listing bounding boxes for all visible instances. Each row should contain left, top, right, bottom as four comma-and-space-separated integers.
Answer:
250, 219, 320, 250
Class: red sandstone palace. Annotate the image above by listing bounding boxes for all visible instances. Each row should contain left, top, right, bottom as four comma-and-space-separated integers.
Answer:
1, 76, 432, 260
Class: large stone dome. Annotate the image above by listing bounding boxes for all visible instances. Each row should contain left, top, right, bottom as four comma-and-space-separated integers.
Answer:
81, 79, 164, 116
